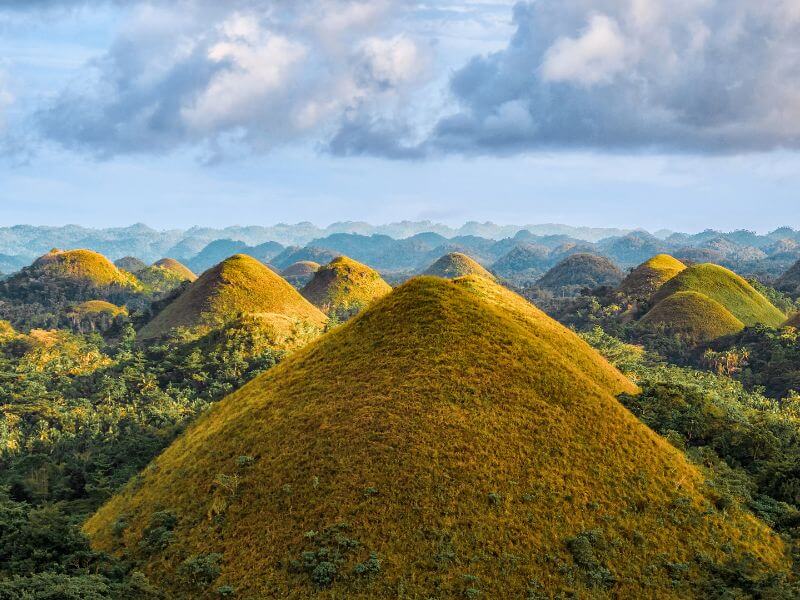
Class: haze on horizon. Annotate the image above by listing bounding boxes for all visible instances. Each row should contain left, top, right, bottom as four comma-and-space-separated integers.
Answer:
2, 1, 800, 232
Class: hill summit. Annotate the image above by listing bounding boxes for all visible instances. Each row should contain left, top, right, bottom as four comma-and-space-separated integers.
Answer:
138, 254, 326, 340
639, 290, 745, 342
536, 253, 623, 295
651, 263, 785, 328
86, 276, 785, 598
281, 261, 320, 289
136, 258, 197, 294
619, 254, 686, 299
301, 256, 391, 319
422, 252, 495, 280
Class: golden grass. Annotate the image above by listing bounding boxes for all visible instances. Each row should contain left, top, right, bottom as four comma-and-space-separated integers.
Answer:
281, 261, 321, 278
301, 256, 391, 315
652, 263, 786, 328
86, 276, 786, 598
423, 252, 495, 280
138, 254, 326, 340
619, 254, 686, 299
640, 291, 744, 343
152, 258, 197, 282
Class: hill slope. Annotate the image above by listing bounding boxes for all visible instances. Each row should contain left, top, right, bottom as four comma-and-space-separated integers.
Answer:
640, 291, 745, 342
87, 277, 785, 598
775, 259, 800, 296
114, 256, 147, 273
138, 254, 326, 340
652, 263, 786, 327
422, 252, 495, 280
301, 256, 391, 318
536, 253, 623, 294
136, 258, 197, 294
619, 254, 686, 299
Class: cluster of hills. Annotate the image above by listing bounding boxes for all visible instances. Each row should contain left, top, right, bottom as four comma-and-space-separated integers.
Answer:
1, 237, 799, 597
5, 224, 800, 286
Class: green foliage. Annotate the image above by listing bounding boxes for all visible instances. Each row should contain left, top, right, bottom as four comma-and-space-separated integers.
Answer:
138, 510, 177, 554
178, 553, 222, 589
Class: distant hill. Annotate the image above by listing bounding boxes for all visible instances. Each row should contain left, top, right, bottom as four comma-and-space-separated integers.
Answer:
652, 263, 786, 328
423, 252, 495, 280
619, 254, 686, 300
136, 258, 197, 295
86, 276, 786, 598
138, 254, 326, 341
0, 249, 142, 309
281, 261, 320, 289
114, 256, 147, 273
639, 291, 745, 343
536, 253, 623, 295
491, 243, 550, 282
775, 259, 800, 297
301, 256, 391, 319
271, 246, 341, 271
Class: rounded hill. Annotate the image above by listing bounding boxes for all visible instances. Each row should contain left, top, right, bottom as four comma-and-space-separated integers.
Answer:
639, 291, 744, 343
86, 277, 785, 598
136, 258, 197, 294
301, 256, 391, 318
422, 252, 495, 280
114, 256, 147, 273
619, 254, 686, 299
536, 253, 623, 294
137, 254, 326, 340
652, 263, 786, 328
32, 249, 140, 289
775, 259, 800, 297
281, 261, 320, 289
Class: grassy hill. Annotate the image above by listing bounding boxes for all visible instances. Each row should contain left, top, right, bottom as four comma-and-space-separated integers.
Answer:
86, 276, 786, 598
281, 261, 320, 289
301, 256, 391, 319
536, 253, 623, 294
423, 252, 495, 280
114, 256, 147, 273
639, 291, 745, 342
652, 263, 786, 328
619, 254, 686, 299
138, 254, 326, 341
0, 249, 142, 312
136, 258, 197, 294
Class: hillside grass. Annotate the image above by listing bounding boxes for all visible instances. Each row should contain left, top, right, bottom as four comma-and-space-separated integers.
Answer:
639, 291, 745, 343
301, 256, 391, 316
423, 252, 495, 280
138, 254, 326, 340
32, 249, 141, 290
68, 300, 128, 318
87, 277, 786, 599
652, 263, 786, 328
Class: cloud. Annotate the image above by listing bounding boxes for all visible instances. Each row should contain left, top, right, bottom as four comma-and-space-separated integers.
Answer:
429, 0, 800, 154
35, 0, 430, 159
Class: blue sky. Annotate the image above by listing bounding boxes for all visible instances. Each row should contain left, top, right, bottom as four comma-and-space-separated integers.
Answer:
2, 1, 800, 232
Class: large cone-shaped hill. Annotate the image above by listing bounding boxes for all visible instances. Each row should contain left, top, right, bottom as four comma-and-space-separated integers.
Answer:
0, 249, 141, 305
87, 276, 785, 598
138, 254, 326, 340
639, 291, 745, 343
619, 254, 686, 299
651, 263, 785, 328
281, 261, 320, 289
423, 252, 495, 280
137, 258, 197, 294
536, 253, 623, 294
301, 256, 391, 317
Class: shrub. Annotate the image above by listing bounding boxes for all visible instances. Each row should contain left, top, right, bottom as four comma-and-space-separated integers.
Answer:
178, 553, 223, 589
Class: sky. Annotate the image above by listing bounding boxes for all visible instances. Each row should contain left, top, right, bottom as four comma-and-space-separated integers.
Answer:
2, 0, 800, 232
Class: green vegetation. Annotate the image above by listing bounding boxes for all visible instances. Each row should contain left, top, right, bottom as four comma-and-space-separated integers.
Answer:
652, 263, 786, 327
619, 254, 686, 300
135, 258, 196, 295
301, 256, 391, 321
86, 277, 786, 598
640, 291, 745, 343
423, 252, 495, 280
138, 254, 327, 341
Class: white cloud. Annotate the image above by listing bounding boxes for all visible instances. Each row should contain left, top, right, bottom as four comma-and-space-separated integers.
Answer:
541, 14, 628, 85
